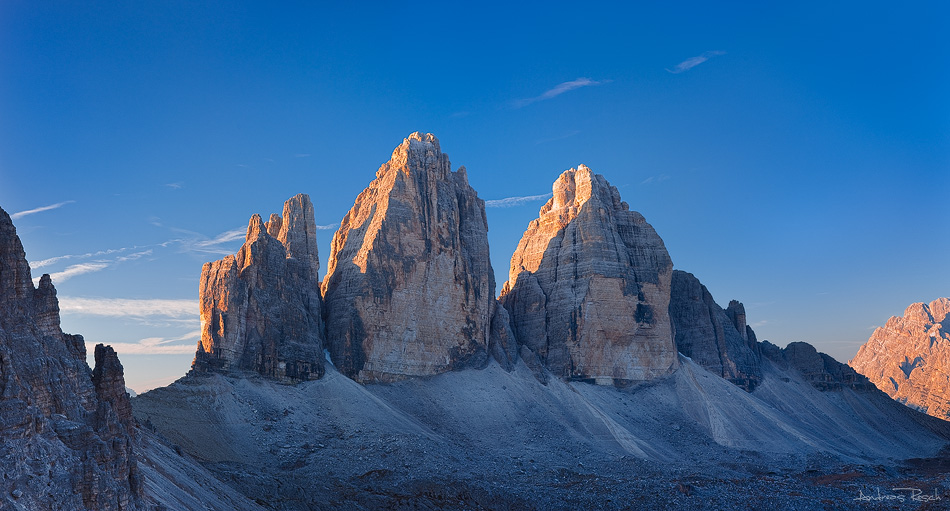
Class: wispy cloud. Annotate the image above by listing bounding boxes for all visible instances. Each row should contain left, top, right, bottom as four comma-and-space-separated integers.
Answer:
751, 320, 769, 327
294, 153, 311, 158
164, 182, 183, 190
514, 78, 609, 108
315, 223, 337, 230
172, 226, 246, 256
116, 249, 152, 262
11, 200, 75, 220
536, 130, 580, 145
33, 247, 134, 269
641, 174, 671, 185
44, 262, 110, 283
666, 50, 726, 74
59, 296, 198, 318
485, 193, 553, 208
86, 330, 200, 356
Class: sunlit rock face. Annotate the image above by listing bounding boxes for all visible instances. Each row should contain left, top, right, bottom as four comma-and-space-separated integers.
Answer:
669, 270, 762, 391
850, 298, 950, 419
321, 133, 497, 383
0, 206, 141, 510
193, 194, 325, 382
500, 165, 678, 384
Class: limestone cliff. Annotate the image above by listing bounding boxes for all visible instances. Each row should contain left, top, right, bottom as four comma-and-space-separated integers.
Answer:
500, 165, 678, 384
321, 133, 497, 382
850, 298, 950, 419
0, 206, 141, 510
193, 194, 325, 382
669, 270, 762, 391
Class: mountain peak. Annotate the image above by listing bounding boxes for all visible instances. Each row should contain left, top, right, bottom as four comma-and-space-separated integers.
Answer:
322, 134, 497, 383
501, 166, 676, 384
851, 297, 950, 419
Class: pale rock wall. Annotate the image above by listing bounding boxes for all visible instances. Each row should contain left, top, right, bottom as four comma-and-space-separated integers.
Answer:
500, 165, 678, 384
321, 133, 496, 383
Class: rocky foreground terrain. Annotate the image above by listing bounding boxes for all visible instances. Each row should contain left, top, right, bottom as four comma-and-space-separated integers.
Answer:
851, 298, 950, 420
5, 133, 950, 510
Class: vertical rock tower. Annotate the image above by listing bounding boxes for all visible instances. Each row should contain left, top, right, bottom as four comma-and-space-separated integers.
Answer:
500, 165, 678, 384
193, 194, 325, 382
0, 206, 141, 510
321, 133, 496, 382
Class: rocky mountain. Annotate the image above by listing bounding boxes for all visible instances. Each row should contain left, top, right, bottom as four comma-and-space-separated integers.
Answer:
850, 298, 950, 419
193, 194, 325, 382
321, 133, 499, 382
500, 165, 677, 383
11, 132, 950, 510
669, 270, 762, 391
1, 205, 271, 510
0, 205, 142, 510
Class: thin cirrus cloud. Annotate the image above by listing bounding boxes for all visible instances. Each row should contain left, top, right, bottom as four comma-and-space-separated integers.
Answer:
59, 296, 198, 318
10, 200, 75, 219
172, 226, 246, 255
315, 223, 338, 230
33, 247, 134, 269
43, 262, 110, 284
85, 330, 201, 356
666, 50, 726, 74
640, 174, 671, 185
485, 193, 553, 208
513, 78, 609, 108
34, 249, 154, 285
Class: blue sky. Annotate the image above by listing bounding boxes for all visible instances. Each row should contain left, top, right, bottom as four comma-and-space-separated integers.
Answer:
2, 1, 947, 392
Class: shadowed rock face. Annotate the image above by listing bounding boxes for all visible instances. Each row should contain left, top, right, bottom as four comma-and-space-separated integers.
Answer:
193, 194, 325, 382
0, 206, 141, 510
321, 133, 496, 383
850, 298, 950, 419
669, 270, 762, 391
500, 165, 678, 384
762, 341, 874, 391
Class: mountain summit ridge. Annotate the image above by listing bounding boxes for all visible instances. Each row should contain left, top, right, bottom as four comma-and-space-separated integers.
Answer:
851, 297, 950, 419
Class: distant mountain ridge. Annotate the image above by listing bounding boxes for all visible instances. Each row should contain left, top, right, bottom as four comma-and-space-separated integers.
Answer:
851, 298, 950, 419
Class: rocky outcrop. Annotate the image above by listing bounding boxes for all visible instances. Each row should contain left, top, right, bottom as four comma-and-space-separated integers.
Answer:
500, 165, 678, 384
0, 206, 141, 510
193, 194, 325, 382
321, 133, 496, 382
850, 298, 950, 419
669, 271, 762, 391
762, 341, 873, 391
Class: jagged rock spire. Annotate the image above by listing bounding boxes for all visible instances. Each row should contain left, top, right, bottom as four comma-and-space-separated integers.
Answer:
193, 193, 325, 382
